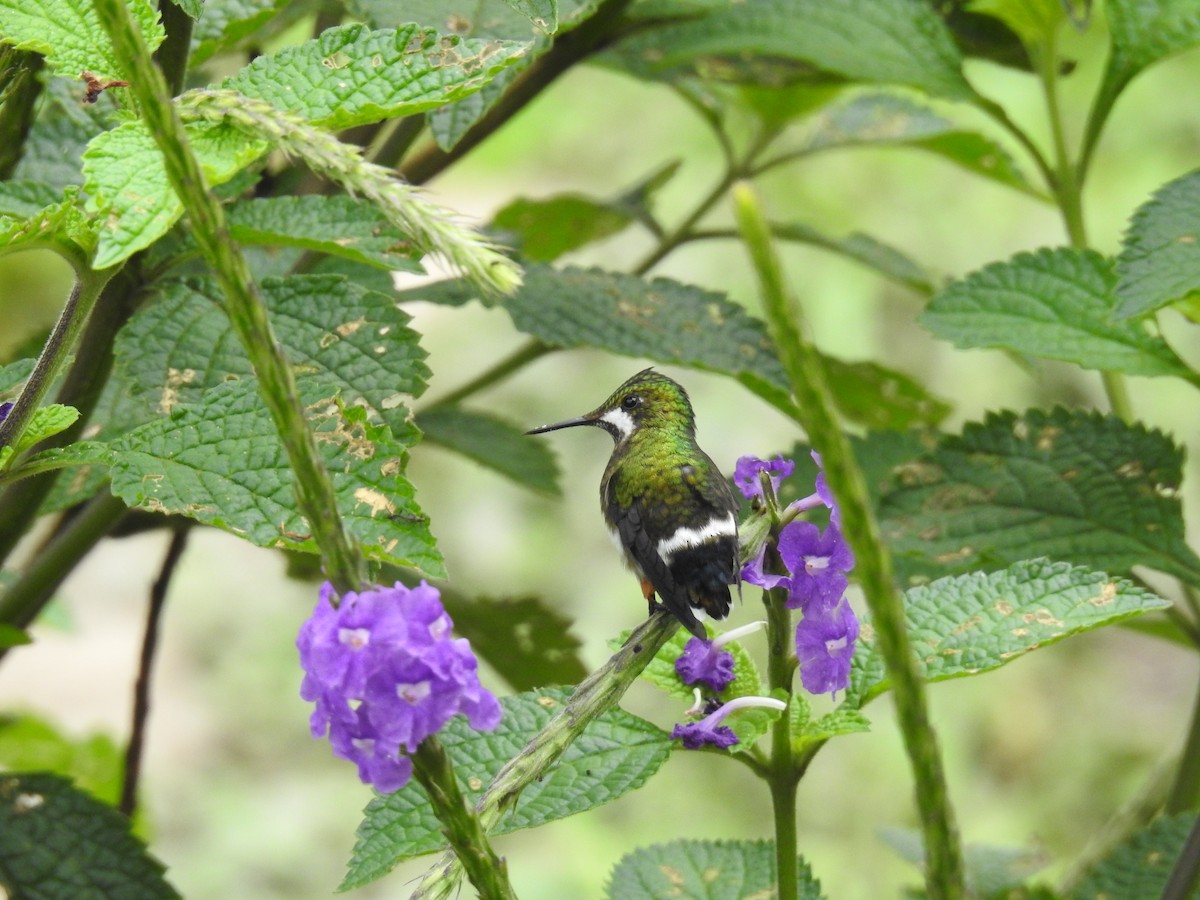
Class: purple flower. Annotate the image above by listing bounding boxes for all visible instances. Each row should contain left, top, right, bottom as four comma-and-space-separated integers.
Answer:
795, 598, 859, 696
0, 401, 11, 425
734, 455, 794, 501
671, 695, 788, 750
777, 521, 854, 612
740, 543, 789, 590
675, 637, 736, 693
298, 580, 501, 792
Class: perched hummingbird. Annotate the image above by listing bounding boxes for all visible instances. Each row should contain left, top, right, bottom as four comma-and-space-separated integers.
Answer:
526, 368, 738, 639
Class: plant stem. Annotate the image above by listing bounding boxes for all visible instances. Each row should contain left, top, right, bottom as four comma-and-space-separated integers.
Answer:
733, 182, 965, 899
411, 610, 681, 898
1167, 676, 1200, 814
764, 582, 799, 900
120, 525, 190, 817
410, 737, 519, 900
423, 339, 554, 410
0, 48, 43, 179
93, 0, 363, 593
1162, 812, 1200, 900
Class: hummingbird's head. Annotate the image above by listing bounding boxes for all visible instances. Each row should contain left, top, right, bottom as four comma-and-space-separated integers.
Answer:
525, 368, 696, 445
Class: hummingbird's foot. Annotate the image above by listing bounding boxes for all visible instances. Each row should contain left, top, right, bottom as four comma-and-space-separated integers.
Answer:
640, 579, 662, 616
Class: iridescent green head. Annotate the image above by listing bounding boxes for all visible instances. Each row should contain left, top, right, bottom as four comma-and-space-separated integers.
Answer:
525, 368, 695, 444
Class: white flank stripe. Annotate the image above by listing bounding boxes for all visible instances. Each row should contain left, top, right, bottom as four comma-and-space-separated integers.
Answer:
600, 408, 635, 441
656, 514, 736, 561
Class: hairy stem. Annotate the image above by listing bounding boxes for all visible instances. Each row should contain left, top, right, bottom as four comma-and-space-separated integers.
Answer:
733, 182, 965, 899
764, 583, 799, 900
0, 49, 43, 179
1167, 677, 1200, 815
93, 0, 364, 593
120, 526, 190, 817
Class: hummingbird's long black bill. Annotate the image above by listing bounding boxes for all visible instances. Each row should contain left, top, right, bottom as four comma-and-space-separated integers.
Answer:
525, 415, 594, 435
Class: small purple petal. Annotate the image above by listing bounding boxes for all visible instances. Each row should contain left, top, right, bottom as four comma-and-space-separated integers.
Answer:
734, 454, 795, 500
795, 599, 860, 696
740, 544, 790, 590
671, 721, 739, 749
778, 521, 854, 611
0, 401, 11, 426
675, 637, 736, 693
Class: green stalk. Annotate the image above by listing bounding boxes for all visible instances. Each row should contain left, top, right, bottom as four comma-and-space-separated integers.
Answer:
92, 0, 362, 593
410, 737, 518, 900
0, 48, 43, 179
412, 611, 681, 898
764, 582, 799, 900
1167, 680, 1200, 814
733, 182, 966, 899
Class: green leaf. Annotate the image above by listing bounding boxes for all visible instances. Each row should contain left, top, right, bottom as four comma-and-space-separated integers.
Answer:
0, 624, 30, 647
342, 687, 672, 890
1069, 812, 1193, 900
11, 77, 112, 191
804, 93, 1042, 197
504, 0, 558, 33
606, 839, 825, 900
968, 0, 1066, 49
83, 120, 268, 269
106, 380, 443, 576
0, 181, 63, 218
791, 705, 871, 749
0, 189, 94, 260
877, 408, 1200, 585
416, 405, 561, 493
0, 404, 78, 470
845, 559, 1171, 707
491, 194, 634, 262
222, 23, 529, 131
190, 0, 289, 66
1114, 168, 1200, 319
0, 772, 180, 899
823, 357, 950, 430
114, 275, 430, 442
775, 221, 936, 294
0, 359, 34, 395
0, 716, 124, 808
606, 0, 975, 102
921, 247, 1190, 377
1097, 0, 1200, 117
0, 0, 164, 81
225, 195, 424, 272
438, 592, 587, 690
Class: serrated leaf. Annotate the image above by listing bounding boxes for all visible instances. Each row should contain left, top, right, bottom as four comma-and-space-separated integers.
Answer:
105, 379, 443, 576
1097, 0, 1200, 118
1069, 812, 1192, 900
224, 196, 423, 272
876, 408, 1200, 585
438, 592, 587, 690
342, 687, 671, 890
504, 0, 558, 32
775, 221, 936, 294
0, 189, 94, 259
0, 0, 164, 81
190, 0, 290, 66
921, 247, 1190, 377
845, 559, 1171, 707
606, 839, 825, 900
792, 706, 871, 747
0, 772, 180, 899
401, 266, 947, 429
1114, 168, 1200, 318
0, 181, 63, 218
804, 93, 1042, 196
417, 405, 560, 493
0, 404, 78, 469
491, 194, 633, 262
606, 0, 975, 101
222, 23, 528, 131
11, 77, 113, 191
114, 275, 429, 442
83, 119, 268, 269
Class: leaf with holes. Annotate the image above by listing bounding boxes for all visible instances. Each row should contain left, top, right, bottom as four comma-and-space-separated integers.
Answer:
1069, 812, 1193, 899
0, 0, 163, 81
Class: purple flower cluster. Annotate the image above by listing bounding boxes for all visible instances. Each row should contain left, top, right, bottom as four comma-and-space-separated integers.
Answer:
298, 581, 501, 792
737, 453, 859, 696
671, 696, 787, 749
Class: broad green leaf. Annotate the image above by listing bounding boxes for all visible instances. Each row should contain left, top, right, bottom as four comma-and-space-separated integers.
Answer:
0, 403, 78, 469
504, 0, 558, 33
11, 77, 113, 191
0, 189, 94, 260
775, 221, 936, 294
0, 359, 34, 394
845, 559, 1171, 707
791, 705, 871, 749
1069, 812, 1193, 900
823, 357, 950, 430
105, 380, 443, 576
937, 0, 1035, 70
0, 624, 30, 647
401, 266, 949, 430
190, 0, 290, 66
417, 405, 561, 493
342, 688, 672, 890
0, 181, 62, 218
804, 93, 1042, 197
0, 772, 179, 899
491, 194, 634, 262
1096, 0, 1200, 118
226, 196, 423, 272
921, 247, 1190, 377
606, 839, 825, 900
0, 0, 163, 81
438, 592, 587, 690
83, 120, 268, 269
606, 0, 976, 102
1114, 168, 1200, 318
114, 275, 430, 443
0, 715, 123, 808
175, 0, 203, 18
222, 23, 529, 131
968, 0, 1066, 49
877, 408, 1200, 585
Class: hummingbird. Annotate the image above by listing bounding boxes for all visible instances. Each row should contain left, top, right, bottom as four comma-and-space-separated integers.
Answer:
526, 368, 738, 639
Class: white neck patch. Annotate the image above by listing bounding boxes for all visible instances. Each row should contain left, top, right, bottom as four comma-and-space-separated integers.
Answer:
601, 408, 635, 442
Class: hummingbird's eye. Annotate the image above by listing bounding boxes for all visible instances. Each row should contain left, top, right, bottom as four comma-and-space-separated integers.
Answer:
621, 395, 641, 411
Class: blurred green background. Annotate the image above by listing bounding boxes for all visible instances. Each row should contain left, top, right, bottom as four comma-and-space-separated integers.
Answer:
2, 15, 1199, 899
